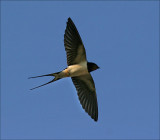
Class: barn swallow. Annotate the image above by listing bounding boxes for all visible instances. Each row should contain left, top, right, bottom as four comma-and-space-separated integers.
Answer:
29, 17, 99, 121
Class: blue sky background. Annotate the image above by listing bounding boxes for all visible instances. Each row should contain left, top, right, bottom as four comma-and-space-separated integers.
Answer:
1, 1, 159, 139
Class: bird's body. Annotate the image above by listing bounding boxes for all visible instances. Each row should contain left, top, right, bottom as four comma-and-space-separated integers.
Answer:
29, 17, 99, 121
64, 61, 88, 77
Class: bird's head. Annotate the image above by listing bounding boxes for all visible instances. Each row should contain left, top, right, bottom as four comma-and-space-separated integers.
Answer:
87, 62, 100, 72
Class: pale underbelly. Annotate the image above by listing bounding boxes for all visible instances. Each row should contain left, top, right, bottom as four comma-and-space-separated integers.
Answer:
62, 64, 88, 77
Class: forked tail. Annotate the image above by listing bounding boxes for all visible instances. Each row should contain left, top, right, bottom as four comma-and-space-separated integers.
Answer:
29, 72, 61, 90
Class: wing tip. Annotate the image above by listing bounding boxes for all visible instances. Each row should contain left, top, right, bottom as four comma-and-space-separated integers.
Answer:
80, 97, 98, 122
94, 117, 98, 122
68, 17, 72, 21
67, 17, 74, 25
91, 109, 98, 122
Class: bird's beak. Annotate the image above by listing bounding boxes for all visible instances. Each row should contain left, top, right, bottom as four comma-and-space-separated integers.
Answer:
28, 73, 55, 90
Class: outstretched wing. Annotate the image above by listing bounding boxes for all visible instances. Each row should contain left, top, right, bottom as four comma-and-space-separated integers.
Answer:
64, 17, 87, 66
71, 74, 98, 121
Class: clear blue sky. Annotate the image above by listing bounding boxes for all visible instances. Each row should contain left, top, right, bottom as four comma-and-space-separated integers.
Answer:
1, 1, 159, 139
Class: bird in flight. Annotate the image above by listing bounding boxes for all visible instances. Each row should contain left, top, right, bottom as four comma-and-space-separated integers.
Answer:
29, 17, 99, 121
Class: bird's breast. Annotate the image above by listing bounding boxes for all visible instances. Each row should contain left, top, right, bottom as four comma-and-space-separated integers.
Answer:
65, 61, 88, 77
